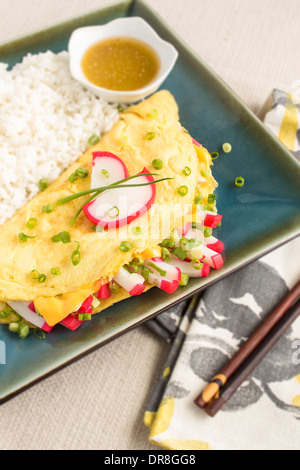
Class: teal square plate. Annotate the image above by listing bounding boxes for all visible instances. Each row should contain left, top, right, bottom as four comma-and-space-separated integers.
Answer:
0, 0, 299, 403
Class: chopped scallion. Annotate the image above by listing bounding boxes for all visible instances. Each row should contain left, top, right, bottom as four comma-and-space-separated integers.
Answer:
211, 152, 219, 160
179, 273, 189, 286
42, 203, 54, 213
147, 262, 166, 277
119, 241, 132, 252
235, 176, 245, 187
18, 232, 37, 242
88, 133, 100, 146
27, 218, 37, 229
101, 169, 109, 178
182, 166, 191, 176
222, 142, 232, 153
39, 178, 49, 192
152, 159, 163, 170
177, 185, 188, 197
146, 131, 155, 140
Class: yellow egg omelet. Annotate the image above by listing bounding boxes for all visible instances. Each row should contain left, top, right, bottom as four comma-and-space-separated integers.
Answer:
0, 90, 216, 327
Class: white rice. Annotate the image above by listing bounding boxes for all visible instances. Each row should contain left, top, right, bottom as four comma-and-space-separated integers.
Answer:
0, 50, 120, 225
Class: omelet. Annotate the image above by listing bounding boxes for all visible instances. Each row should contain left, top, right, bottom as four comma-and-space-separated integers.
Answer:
0, 90, 218, 331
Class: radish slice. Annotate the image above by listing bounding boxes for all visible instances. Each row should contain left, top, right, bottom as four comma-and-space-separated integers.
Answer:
201, 245, 224, 269
113, 267, 146, 296
60, 314, 84, 330
205, 236, 224, 253
91, 151, 129, 188
168, 255, 210, 278
7, 301, 53, 332
144, 257, 181, 294
97, 283, 111, 299
83, 168, 156, 228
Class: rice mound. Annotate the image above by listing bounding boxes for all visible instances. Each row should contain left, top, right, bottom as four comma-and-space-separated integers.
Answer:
0, 50, 119, 225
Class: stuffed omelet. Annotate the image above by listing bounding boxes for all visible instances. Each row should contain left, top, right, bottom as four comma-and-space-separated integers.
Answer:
0, 90, 223, 335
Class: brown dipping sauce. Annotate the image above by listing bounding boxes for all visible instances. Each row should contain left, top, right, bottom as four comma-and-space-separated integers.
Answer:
81, 37, 161, 92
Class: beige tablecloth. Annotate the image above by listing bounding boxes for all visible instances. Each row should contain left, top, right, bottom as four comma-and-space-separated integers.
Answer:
0, 0, 299, 450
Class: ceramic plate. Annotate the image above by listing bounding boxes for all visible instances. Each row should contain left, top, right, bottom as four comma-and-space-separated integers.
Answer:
0, 0, 299, 403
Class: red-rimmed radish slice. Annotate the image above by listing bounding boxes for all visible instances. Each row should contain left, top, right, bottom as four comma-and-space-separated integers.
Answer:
97, 282, 111, 299
91, 151, 129, 188
191, 136, 202, 147
205, 236, 224, 253
60, 314, 84, 330
78, 295, 93, 314
168, 255, 210, 278
113, 267, 146, 296
83, 168, 156, 228
201, 245, 224, 269
7, 301, 53, 332
145, 257, 181, 294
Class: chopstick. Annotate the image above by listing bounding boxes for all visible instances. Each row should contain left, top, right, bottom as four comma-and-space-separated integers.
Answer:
203, 298, 300, 417
194, 279, 300, 412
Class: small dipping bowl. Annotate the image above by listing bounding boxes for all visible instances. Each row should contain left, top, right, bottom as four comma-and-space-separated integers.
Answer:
68, 17, 178, 103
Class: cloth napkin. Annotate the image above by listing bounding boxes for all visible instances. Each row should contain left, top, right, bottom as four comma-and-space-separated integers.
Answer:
144, 90, 300, 451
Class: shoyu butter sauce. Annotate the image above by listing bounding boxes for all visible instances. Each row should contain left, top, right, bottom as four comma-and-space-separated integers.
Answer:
81, 37, 161, 92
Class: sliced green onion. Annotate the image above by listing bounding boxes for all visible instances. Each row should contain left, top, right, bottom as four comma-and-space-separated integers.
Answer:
152, 159, 163, 170
101, 169, 109, 178
179, 236, 188, 247
34, 328, 46, 340
71, 250, 81, 266
71, 241, 81, 266
119, 241, 132, 252
42, 203, 54, 213
172, 247, 187, 261
222, 142, 232, 153
68, 173, 78, 183
148, 109, 158, 119
39, 178, 49, 192
88, 133, 100, 146
51, 231, 71, 244
83, 313, 92, 321
201, 169, 210, 178
75, 168, 89, 178
38, 274, 47, 283
185, 238, 201, 250
13, 312, 23, 323
161, 247, 172, 262
27, 218, 37, 229
207, 194, 217, 204
18, 232, 37, 242
147, 261, 166, 277
141, 267, 150, 282
131, 257, 144, 266
192, 222, 201, 229
177, 185, 188, 197
235, 176, 245, 187
182, 166, 191, 176
30, 270, 39, 280
109, 280, 119, 294
0, 307, 15, 319
51, 267, 61, 276
146, 131, 155, 140
91, 224, 104, 232
9, 322, 20, 333
18, 323, 30, 339
204, 227, 212, 238
131, 226, 142, 236
194, 194, 204, 205
211, 152, 219, 160
108, 206, 119, 219
160, 237, 175, 249
91, 295, 101, 309
117, 104, 124, 113
191, 260, 203, 270
179, 273, 189, 286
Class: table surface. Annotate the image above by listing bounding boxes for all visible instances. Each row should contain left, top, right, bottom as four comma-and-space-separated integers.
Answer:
0, 0, 299, 450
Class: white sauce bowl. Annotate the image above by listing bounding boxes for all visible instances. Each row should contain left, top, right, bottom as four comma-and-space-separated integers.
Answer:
68, 17, 178, 103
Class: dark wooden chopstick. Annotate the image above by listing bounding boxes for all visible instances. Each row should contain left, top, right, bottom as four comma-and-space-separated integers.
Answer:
195, 279, 300, 409
203, 298, 300, 417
